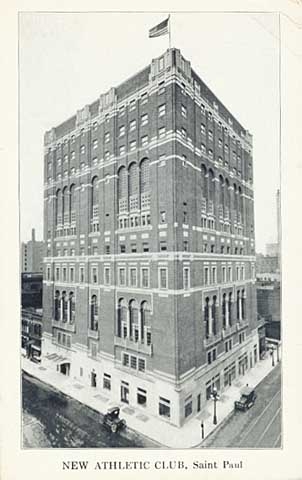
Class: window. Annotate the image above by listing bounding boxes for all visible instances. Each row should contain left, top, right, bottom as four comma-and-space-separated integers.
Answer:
160, 211, 166, 223
141, 93, 148, 104
129, 268, 137, 287
201, 124, 206, 134
208, 149, 213, 158
183, 267, 190, 289
104, 132, 110, 143
129, 99, 136, 111
183, 211, 188, 224
130, 355, 137, 369
138, 358, 145, 372
119, 145, 125, 156
159, 267, 167, 289
211, 244, 215, 253
158, 104, 166, 117
183, 241, 188, 251
122, 353, 129, 367
137, 388, 147, 406
201, 144, 206, 154
131, 244, 137, 253
104, 151, 110, 160
92, 121, 98, 131
55, 267, 60, 281
158, 81, 165, 95
92, 267, 98, 284
141, 135, 148, 147
129, 119, 136, 131
104, 267, 110, 285
228, 266, 232, 282
92, 139, 98, 149
208, 130, 213, 140
80, 267, 85, 283
181, 128, 187, 139
160, 241, 167, 251
181, 104, 187, 118
158, 126, 166, 138
159, 56, 165, 71
120, 244, 126, 253
119, 105, 125, 116
204, 267, 209, 285
143, 242, 149, 252
119, 125, 125, 137
119, 268, 126, 286
184, 396, 193, 418
130, 140, 136, 151
159, 397, 170, 418
103, 373, 111, 390
212, 267, 217, 284
222, 266, 226, 283
141, 114, 148, 126
70, 267, 74, 282
141, 268, 149, 288
80, 145, 85, 154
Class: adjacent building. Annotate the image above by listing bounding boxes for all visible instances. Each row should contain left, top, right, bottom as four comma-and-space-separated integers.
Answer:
42, 48, 259, 427
21, 228, 44, 273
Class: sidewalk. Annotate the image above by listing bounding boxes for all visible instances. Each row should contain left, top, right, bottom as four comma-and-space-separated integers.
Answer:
22, 352, 280, 448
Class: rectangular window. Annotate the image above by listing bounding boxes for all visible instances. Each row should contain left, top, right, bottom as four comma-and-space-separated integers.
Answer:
105, 245, 110, 255
212, 267, 217, 284
222, 266, 226, 282
141, 268, 149, 288
141, 114, 148, 126
62, 267, 67, 282
104, 132, 110, 143
80, 267, 85, 283
138, 358, 146, 372
159, 56, 165, 71
183, 267, 190, 290
104, 267, 110, 285
204, 267, 209, 285
119, 145, 125, 155
122, 353, 129, 367
143, 243, 149, 252
141, 93, 148, 104
181, 127, 187, 139
158, 104, 166, 117
160, 241, 167, 251
120, 244, 126, 254
184, 396, 193, 418
228, 266, 232, 282
183, 241, 188, 251
92, 139, 98, 149
158, 126, 166, 138
129, 99, 136, 111
119, 105, 125, 116
236, 266, 240, 281
137, 388, 147, 406
103, 373, 111, 390
160, 211, 166, 223
159, 267, 167, 289
119, 267, 126, 286
70, 267, 74, 282
141, 135, 148, 147
92, 267, 98, 284
130, 355, 137, 369
129, 119, 136, 131
181, 104, 187, 118
159, 397, 170, 418
119, 125, 125, 137
158, 81, 165, 95
129, 268, 137, 287
130, 140, 136, 151
47, 267, 51, 281
55, 268, 60, 281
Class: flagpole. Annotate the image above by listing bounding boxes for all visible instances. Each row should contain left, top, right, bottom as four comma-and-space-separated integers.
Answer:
168, 14, 171, 49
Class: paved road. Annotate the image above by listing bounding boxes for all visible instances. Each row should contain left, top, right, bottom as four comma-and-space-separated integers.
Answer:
22, 372, 160, 448
201, 363, 281, 448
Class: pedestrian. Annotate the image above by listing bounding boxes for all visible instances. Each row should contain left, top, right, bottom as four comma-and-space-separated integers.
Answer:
201, 421, 204, 440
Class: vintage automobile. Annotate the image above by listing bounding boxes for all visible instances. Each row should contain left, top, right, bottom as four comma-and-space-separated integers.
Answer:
234, 386, 257, 412
102, 406, 127, 433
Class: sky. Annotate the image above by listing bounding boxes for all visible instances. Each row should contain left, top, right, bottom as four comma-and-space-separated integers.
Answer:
19, 12, 280, 253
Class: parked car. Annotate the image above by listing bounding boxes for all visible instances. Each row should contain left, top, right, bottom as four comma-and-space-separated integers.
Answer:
102, 406, 126, 433
234, 386, 257, 412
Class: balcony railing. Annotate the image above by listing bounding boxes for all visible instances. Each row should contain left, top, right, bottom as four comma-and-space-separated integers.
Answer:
51, 319, 76, 333
114, 335, 153, 356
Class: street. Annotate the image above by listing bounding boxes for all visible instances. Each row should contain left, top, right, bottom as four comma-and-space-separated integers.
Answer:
201, 362, 281, 448
22, 372, 160, 448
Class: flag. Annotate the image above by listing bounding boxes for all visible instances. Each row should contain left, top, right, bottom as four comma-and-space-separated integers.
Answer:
149, 17, 169, 38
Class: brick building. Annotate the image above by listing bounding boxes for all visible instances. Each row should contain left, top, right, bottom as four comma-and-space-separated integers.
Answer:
21, 228, 44, 273
42, 48, 258, 427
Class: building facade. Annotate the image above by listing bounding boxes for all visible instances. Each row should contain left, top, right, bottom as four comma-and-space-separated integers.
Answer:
21, 228, 44, 273
42, 48, 258, 427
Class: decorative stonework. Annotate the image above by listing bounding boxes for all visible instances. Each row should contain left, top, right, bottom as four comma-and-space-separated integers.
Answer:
98, 87, 116, 113
76, 104, 91, 127
44, 128, 56, 146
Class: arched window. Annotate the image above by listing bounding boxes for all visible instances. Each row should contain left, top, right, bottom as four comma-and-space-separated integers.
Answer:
225, 178, 230, 210
241, 289, 245, 320
129, 162, 139, 196
90, 295, 98, 331
140, 301, 151, 343
204, 297, 210, 338
62, 186, 68, 224
69, 184, 75, 223
212, 295, 217, 335
219, 175, 224, 205
129, 299, 138, 341
91, 176, 98, 218
62, 291, 68, 322
228, 292, 233, 326
208, 169, 215, 203
117, 298, 127, 337
55, 189, 62, 226
54, 290, 60, 320
222, 293, 227, 329
233, 183, 238, 214
201, 164, 207, 201
140, 159, 150, 193
236, 290, 240, 321
69, 292, 75, 324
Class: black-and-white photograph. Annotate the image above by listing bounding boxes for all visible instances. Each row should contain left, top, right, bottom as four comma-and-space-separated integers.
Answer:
20, 11, 281, 449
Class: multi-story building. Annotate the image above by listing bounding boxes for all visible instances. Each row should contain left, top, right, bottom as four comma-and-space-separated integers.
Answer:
21, 228, 44, 273
42, 48, 258, 427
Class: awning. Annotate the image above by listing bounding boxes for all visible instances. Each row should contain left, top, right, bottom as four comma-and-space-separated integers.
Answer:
45, 353, 68, 364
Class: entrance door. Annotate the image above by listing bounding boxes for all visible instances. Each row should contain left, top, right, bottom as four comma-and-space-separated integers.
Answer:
60, 363, 70, 376
91, 371, 97, 388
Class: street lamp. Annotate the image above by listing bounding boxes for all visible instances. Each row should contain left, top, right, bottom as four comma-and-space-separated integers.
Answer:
269, 346, 275, 367
210, 387, 220, 425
